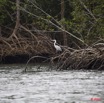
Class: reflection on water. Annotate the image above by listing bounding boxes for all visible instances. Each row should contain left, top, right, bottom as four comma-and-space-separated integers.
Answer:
0, 64, 104, 103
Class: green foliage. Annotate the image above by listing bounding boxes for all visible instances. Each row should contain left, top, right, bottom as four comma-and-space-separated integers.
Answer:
0, 0, 104, 44
0, 0, 15, 25
0, 0, 7, 24
70, 0, 104, 44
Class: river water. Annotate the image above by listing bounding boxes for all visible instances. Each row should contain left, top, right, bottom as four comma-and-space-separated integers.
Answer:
0, 64, 104, 103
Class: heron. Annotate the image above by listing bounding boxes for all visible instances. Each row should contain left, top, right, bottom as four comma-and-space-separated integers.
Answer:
52, 39, 62, 52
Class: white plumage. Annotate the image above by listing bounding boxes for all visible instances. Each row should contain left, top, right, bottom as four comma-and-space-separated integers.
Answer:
52, 40, 62, 52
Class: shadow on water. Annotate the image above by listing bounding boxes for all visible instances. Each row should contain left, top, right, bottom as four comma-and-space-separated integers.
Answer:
0, 64, 104, 103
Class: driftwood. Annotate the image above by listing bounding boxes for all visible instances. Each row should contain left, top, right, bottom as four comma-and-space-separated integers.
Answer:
54, 45, 104, 70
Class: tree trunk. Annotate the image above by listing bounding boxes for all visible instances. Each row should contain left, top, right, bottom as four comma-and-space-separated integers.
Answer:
0, 26, 1, 37
61, 0, 67, 46
11, 0, 20, 39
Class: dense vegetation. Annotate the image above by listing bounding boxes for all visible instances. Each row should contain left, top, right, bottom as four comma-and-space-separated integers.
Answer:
0, 0, 104, 65
1, 0, 104, 44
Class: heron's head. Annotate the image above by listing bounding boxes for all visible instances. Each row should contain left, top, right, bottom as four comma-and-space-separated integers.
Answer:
52, 39, 56, 43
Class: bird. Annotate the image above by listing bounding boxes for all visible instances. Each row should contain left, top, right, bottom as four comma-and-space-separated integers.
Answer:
52, 39, 62, 52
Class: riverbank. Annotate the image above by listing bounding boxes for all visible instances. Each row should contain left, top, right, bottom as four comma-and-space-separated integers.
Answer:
0, 35, 104, 70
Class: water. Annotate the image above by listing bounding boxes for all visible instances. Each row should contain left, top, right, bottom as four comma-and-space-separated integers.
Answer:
0, 64, 104, 103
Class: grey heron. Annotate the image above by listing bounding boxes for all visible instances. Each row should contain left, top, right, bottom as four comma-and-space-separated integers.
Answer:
52, 39, 62, 52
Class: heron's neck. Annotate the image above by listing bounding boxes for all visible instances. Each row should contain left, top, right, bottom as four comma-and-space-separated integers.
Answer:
54, 41, 56, 46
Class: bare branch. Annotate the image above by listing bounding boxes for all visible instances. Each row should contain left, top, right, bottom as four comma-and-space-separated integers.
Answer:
20, 25, 38, 42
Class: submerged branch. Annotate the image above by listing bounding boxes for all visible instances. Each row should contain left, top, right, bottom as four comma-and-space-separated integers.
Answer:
23, 56, 50, 72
